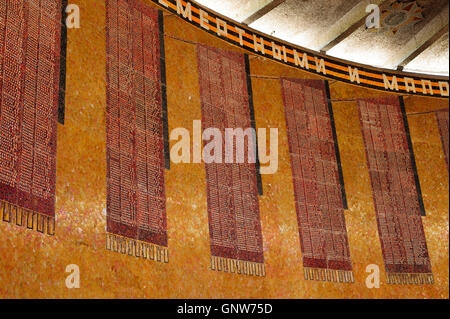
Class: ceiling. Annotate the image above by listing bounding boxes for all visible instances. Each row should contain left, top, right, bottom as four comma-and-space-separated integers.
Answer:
196, 0, 449, 76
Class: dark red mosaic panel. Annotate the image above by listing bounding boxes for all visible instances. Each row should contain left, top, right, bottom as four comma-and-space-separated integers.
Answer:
0, 0, 62, 233
197, 44, 264, 274
106, 0, 167, 250
358, 97, 433, 284
436, 111, 449, 171
281, 78, 353, 282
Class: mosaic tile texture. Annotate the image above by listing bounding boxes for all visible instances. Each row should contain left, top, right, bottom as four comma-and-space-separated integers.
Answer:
0, 0, 64, 234
197, 44, 265, 276
281, 78, 353, 282
105, 0, 167, 260
0, 0, 447, 299
358, 97, 433, 284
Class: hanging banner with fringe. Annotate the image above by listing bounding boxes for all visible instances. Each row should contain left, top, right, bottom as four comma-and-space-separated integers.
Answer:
149, 0, 449, 98
0, 0, 66, 235
358, 96, 433, 285
105, 0, 168, 262
281, 79, 354, 283
197, 44, 265, 277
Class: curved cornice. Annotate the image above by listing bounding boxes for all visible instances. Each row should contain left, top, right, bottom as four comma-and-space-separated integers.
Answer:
149, 0, 449, 99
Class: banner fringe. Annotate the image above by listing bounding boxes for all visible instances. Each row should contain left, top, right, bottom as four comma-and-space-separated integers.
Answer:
386, 272, 434, 285
210, 255, 265, 277
303, 267, 354, 283
106, 233, 169, 263
0, 200, 55, 235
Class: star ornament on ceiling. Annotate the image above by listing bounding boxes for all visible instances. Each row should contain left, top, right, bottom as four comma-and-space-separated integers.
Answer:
380, 0, 424, 35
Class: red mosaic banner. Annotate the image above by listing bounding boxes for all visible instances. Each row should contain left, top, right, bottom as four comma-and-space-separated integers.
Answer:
358, 97, 433, 284
197, 44, 265, 277
436, 111, 449, 171
105, 0, 168, 262
281, 78, 353, 283
0, 0, 64, 234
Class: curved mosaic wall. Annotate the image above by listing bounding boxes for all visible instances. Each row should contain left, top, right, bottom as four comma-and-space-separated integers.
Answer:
0, 0, 448, 298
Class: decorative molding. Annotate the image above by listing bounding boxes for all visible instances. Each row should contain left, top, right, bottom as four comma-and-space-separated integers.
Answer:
151, 0, 449, 98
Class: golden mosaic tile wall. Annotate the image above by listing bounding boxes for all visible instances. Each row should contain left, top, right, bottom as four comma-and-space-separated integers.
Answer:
0, 0, 448, 298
